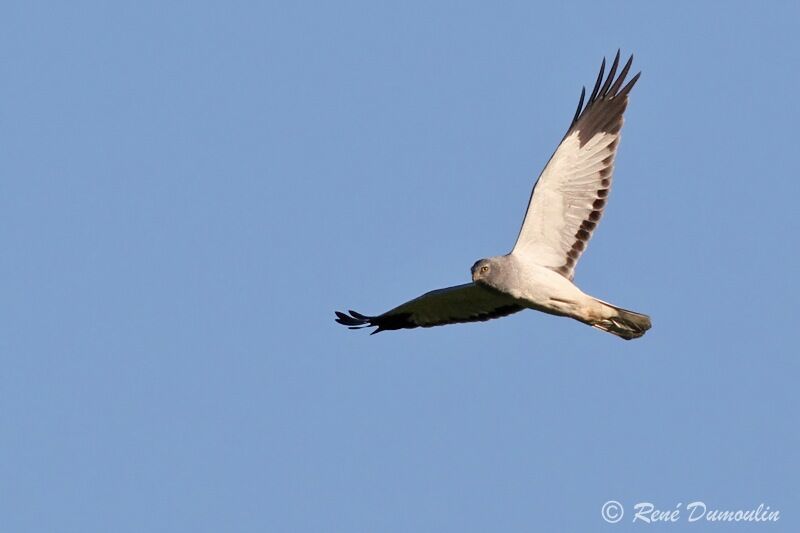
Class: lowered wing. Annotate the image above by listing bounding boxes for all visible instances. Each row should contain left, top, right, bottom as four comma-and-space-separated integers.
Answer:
335, 283, 523, 333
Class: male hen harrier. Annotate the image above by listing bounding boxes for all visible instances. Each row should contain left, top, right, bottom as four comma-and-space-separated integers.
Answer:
336, 51, 651, 340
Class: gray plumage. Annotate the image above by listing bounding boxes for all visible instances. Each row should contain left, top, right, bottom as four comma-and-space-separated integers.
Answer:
336, 51, 652, 340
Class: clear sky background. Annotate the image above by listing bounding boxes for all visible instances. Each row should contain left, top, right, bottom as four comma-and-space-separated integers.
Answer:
2, 1, 799, 532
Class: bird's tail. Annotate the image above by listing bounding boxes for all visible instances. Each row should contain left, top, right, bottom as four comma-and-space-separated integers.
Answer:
589, 298, 652, 340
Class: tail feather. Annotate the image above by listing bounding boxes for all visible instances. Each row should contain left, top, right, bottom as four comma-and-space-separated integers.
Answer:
590, 299, 652, 340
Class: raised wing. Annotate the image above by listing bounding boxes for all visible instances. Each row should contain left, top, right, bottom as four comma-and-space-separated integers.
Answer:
512, 51, 640, 280
335, 283, 523, 333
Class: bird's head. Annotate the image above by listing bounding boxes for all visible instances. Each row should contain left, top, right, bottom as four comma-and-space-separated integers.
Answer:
471, 258, 494, 284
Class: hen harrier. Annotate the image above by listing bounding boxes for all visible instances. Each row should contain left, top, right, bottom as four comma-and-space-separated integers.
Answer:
336, 51, 651, 340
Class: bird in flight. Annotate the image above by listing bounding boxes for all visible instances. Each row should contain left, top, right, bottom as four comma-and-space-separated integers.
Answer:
336, 51, 651, 340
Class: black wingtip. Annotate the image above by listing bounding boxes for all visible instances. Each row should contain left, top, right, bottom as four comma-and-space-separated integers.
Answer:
334, 307, 419, 333
588, 57, 605, 103
349, 310, 371, 320
608, 54, 634, 96
599, 51, 621, 97
566, 51, 640, 145
335, 310, 372, 327
618, 71, 641, 98
572, 86, 586, 124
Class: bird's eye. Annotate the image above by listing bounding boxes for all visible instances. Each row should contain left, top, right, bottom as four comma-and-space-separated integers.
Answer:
480, 265, 489, 274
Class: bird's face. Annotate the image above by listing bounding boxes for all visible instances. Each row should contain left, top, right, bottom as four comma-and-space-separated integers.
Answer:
471, 259, 492, 283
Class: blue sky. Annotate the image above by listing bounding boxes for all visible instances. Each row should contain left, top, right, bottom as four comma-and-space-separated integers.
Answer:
2, 1, 799, 531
